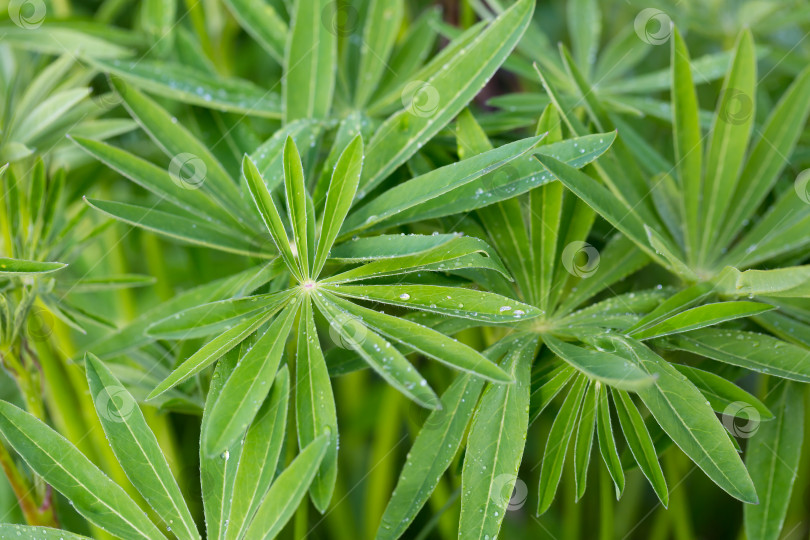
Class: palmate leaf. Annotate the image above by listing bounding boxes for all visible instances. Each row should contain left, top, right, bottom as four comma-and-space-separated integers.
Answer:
84, 354, 199, 540
0, 401, 165, 539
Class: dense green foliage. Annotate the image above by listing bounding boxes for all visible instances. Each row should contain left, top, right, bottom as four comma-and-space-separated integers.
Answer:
1, 0, 810, 538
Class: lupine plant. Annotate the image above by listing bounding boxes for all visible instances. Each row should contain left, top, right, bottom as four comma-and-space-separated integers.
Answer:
1, 0, 809, 539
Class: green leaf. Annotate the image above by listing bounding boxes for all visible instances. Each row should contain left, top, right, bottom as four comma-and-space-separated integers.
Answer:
314, 135, 363, 277
315, 292, 440, 409
0, 526, 91, 539
630, 301, 774, 340
85, 198, 264, 257
325, 293, 512, 382
377, 372, 485, 538
296, 299, 338, 511
0, 401, 164, 539
542, 335, 656, 391
148, 309, 278, 399
627, 283, 713, 335
242, 155, 302, 279
359, 0, 534, 193
244, 434, 330, 539
85, 354, 199, 540
282, 137, 312, 277
227, 367, 290, 540
459, 335, 535, 540
611, 388, 669, 507
147, 290, 295, 340
354, 0, 404, 107
744, 382, 804, 540
0, 257, 65, 275
222, 0, 288, 62
699, 30, 756, 264
596, 383, 624, 498
529, 363, 576, 425
662, 329, 810, 382
673, 364, 773, 419
346, 135, 543, 232
204, 301, 299, 456
574, 381, 598, 501
325, 284, 540, 323
614, 337, 758, 503
284, 0, 336, 122
14, 88, 90, 144
670, 28, 702, 263
94, 59, 282, 118
537, 375, 588, 514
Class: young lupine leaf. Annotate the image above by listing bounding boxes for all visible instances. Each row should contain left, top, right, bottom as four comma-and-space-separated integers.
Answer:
148, 309, 277, 399
296, 299, 338, 512
67, 274, 156, 292
249, 119, 323, 190
313, 135, 363, 277
611, 388, 669, 507
673, 365, 773, 419
314, 292, 440, 409
596, 384, 624, 498
284, 0, 336, 122
459, 335, 535, 539
204, 301, 299, 456
714, 266, 810, 298
325, 292, 512, 382
662, 329, 810, 382
324, 284, 540, 323
744, 382, 804, 540
537, 375, 588, 515
0, 526, 91, 539
345, 135, 544, 233
574, 381, 598, 501
698, 30, 755, 264
227, 367, 290, 540
324, 235, 510, 282
377, 371, 485, 539
629, 301, 774, 340
567, 0, 600, 75
327, 233, 466, 261
0, 401, 165, 539
0, 257, 65, 274
201, 350, 243, 540
542, 335, 655, 391
354, 0, 403, 107
84, 354, 199, 540
282, 137, 312, 277
532, 180, 563, 311
244, 434, 329, 539
14, 88, 90, 144
613, 337, 758, 503
222, 0, 288, 62
358, 0, 534, 194
242, 155, 301, 280
84, 198, 264, 257
93, 59, 283, 118
147, 290, 295, 340
670, 28, 702, 264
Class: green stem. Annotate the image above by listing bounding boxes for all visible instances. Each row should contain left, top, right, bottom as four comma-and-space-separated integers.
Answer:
0, 442, 57, 527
